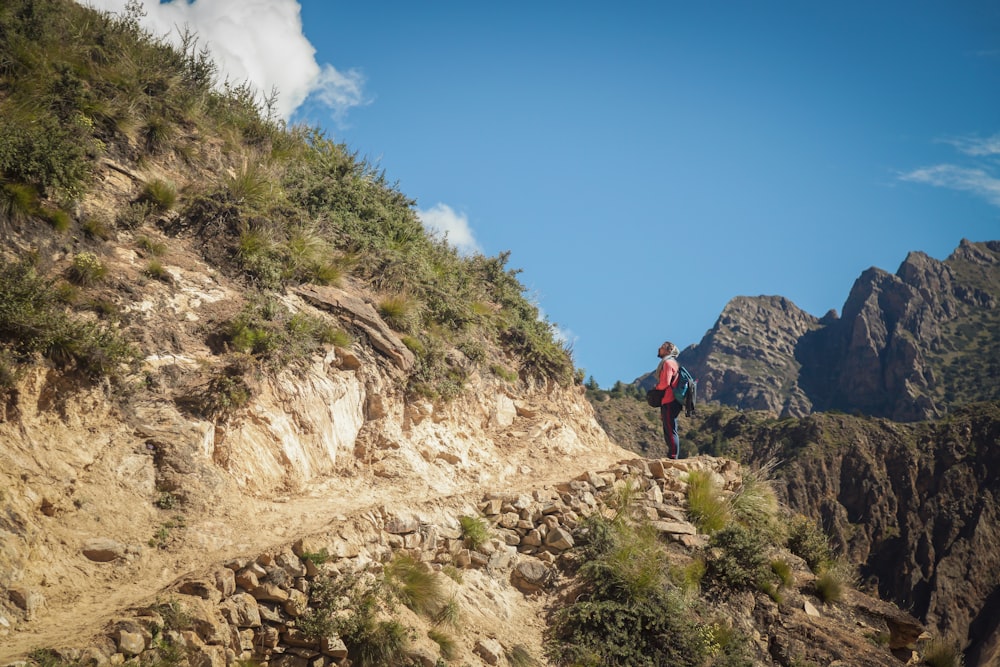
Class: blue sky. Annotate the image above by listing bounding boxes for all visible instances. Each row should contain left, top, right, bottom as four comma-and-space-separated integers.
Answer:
89, 1, 1000, 387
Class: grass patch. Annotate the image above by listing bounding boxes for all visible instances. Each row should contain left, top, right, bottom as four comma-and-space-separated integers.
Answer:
66, 252, 107, 287
459, 515, 490, 550
729, 459, 781, 537
507, 644, 539, 667
143, 259, 171, 282
136, 235, 168, 256
921, 637, 965, 667
428, 628, 458, 660
378, 294, 416, 332
383, 552, 448, 618
686, 468, 730, 534
81, 215, 113, 240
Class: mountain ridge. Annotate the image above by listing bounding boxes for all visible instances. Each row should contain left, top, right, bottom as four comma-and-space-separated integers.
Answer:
651, 239, 1000, 421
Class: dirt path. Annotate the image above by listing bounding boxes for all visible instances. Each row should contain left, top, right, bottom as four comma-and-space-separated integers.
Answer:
1, 435, 628, 661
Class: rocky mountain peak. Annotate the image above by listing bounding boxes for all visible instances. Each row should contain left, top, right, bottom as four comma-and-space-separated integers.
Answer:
680, 240, 1000, 421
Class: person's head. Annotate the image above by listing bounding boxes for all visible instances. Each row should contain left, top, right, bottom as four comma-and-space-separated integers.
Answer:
658, 341, 679, 358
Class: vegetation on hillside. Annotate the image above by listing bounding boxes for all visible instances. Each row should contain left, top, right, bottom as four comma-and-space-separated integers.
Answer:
0, 0, 575, 404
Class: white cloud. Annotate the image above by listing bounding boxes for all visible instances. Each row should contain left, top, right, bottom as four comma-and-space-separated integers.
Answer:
899, 133, 1000, 208
899, 165, 1000, 207
942, 133, 1000, 157
78, 0, 366, 123
417, 203, 482, 255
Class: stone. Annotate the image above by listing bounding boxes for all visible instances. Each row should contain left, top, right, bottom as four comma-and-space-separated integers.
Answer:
321, 634, 348, 658
511, 559, 552, 594
214, 568, 236, 597
544, 526, 575, 550
474, 637, 503, 665
249, 583, 288, 603
385, 515, 420, 534
283, 589, 309, 618
82, 538, 127, 562
179, 578, 222, 602
115, 630, 146, 657
7, 587, 44, 619
651, 520, 696, 536
219, 593, 261, 628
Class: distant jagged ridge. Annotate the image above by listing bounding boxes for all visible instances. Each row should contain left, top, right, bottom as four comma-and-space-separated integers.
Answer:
672, 239, 1000, 421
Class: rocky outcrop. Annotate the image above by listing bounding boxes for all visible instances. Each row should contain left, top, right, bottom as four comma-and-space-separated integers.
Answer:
677, 239, 1000, 421
12, 456, 924, 667
712, 403, 1000, 666
680, 295, 821, 417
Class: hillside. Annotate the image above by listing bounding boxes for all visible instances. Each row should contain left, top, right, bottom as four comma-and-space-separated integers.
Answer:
0, 1, 962, 666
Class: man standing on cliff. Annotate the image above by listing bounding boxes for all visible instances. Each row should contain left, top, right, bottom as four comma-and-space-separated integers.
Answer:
654, 341, 683, 459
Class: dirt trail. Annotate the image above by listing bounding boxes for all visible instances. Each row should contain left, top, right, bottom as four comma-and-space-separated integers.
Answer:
1, 420, 628, 661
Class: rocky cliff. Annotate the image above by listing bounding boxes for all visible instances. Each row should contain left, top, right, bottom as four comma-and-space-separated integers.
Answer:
675, 239, 1000, 421
654, 402, 1000, 667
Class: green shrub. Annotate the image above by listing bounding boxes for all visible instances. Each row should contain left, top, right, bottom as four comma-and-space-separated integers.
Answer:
491, 363, 519, 383
300, 549, 329, 566
546, 514, 709, 667
302, 572, 410, 666
26, 648, 80, 667
922, 637, 964, 667
237, 226, 283, 287
786, 515, 835, 574
459, 515, 490, 550
705, 523, 773, 592
66, 252, 107, 286
547, 583, 708, 667
0, 259, 135, 379
180, 362, 252, 417
150, 599, 194, 633
686, 469, 730, 534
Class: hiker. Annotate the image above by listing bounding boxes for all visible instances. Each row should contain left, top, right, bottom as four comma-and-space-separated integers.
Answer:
654, 341, 683, 459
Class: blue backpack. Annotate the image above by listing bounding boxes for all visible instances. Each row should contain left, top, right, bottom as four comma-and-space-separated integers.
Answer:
673, 366, 697, 416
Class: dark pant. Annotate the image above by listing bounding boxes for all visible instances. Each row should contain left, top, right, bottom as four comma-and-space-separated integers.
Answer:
660, 400, 682, 459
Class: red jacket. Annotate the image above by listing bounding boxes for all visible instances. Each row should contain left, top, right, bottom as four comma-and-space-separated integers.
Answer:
655, 357, 679, 405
